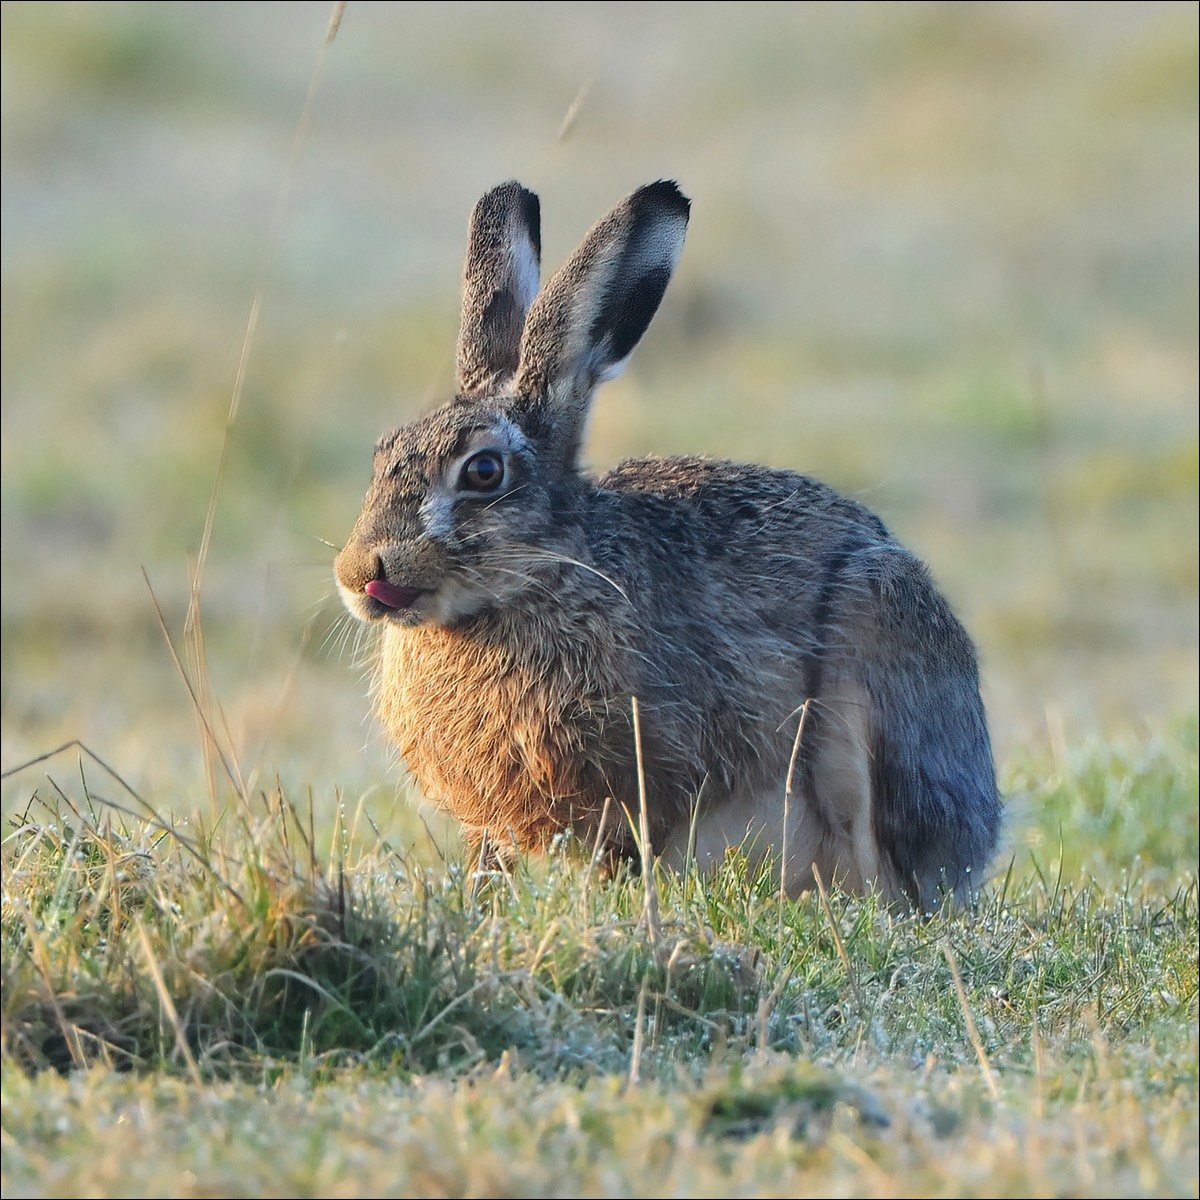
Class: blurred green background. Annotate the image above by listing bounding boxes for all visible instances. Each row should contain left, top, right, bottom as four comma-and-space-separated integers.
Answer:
1, 1, 1196, 820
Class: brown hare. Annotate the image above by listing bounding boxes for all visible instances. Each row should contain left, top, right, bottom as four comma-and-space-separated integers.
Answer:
334, 180, 1001, 911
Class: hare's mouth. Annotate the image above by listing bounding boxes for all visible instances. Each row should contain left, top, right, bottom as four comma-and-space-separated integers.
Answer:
365, 579, 426, 612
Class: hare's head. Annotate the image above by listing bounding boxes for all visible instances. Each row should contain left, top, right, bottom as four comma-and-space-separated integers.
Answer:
335, 180, 690, 626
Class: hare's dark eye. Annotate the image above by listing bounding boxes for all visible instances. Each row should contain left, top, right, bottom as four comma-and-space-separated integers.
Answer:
460, 450, 505, 492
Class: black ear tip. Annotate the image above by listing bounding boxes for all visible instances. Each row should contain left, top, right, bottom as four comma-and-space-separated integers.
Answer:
473, 180, 541, 217
498, 180, 541, 211
470, 180, 543, 256
634, 179, 691, 219
484, 179, 535, 201
520, 188, 542, 257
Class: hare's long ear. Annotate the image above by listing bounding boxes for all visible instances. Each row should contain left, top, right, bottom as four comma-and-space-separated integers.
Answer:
456, 181, 542, 398
515, 180, 689, 463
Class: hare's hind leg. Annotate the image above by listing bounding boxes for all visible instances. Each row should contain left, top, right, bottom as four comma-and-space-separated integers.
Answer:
656, 677, 904, 901
796, 680, 882, 896
789, 677, 924, 902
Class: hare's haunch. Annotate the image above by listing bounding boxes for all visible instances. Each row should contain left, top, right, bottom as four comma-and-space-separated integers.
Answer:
335, 181, 1000, 911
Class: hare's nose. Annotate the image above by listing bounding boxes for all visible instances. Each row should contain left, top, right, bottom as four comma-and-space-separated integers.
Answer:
334, 542, 383, 595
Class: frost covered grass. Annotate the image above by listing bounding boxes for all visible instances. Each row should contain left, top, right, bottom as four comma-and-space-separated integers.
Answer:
2, 723, 1196, 1196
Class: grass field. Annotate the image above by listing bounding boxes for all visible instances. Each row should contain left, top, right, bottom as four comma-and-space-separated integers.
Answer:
2, 2, 1197, 1196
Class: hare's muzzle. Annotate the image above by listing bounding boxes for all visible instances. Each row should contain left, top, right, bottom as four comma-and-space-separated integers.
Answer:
365, 580, 424, 611
335, 541, 426, 618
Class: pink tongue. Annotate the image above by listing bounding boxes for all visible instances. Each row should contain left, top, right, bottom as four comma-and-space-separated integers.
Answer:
365, 580, 423, 610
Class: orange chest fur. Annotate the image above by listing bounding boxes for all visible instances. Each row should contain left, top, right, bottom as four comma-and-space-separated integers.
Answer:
374, 623, 627, 843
